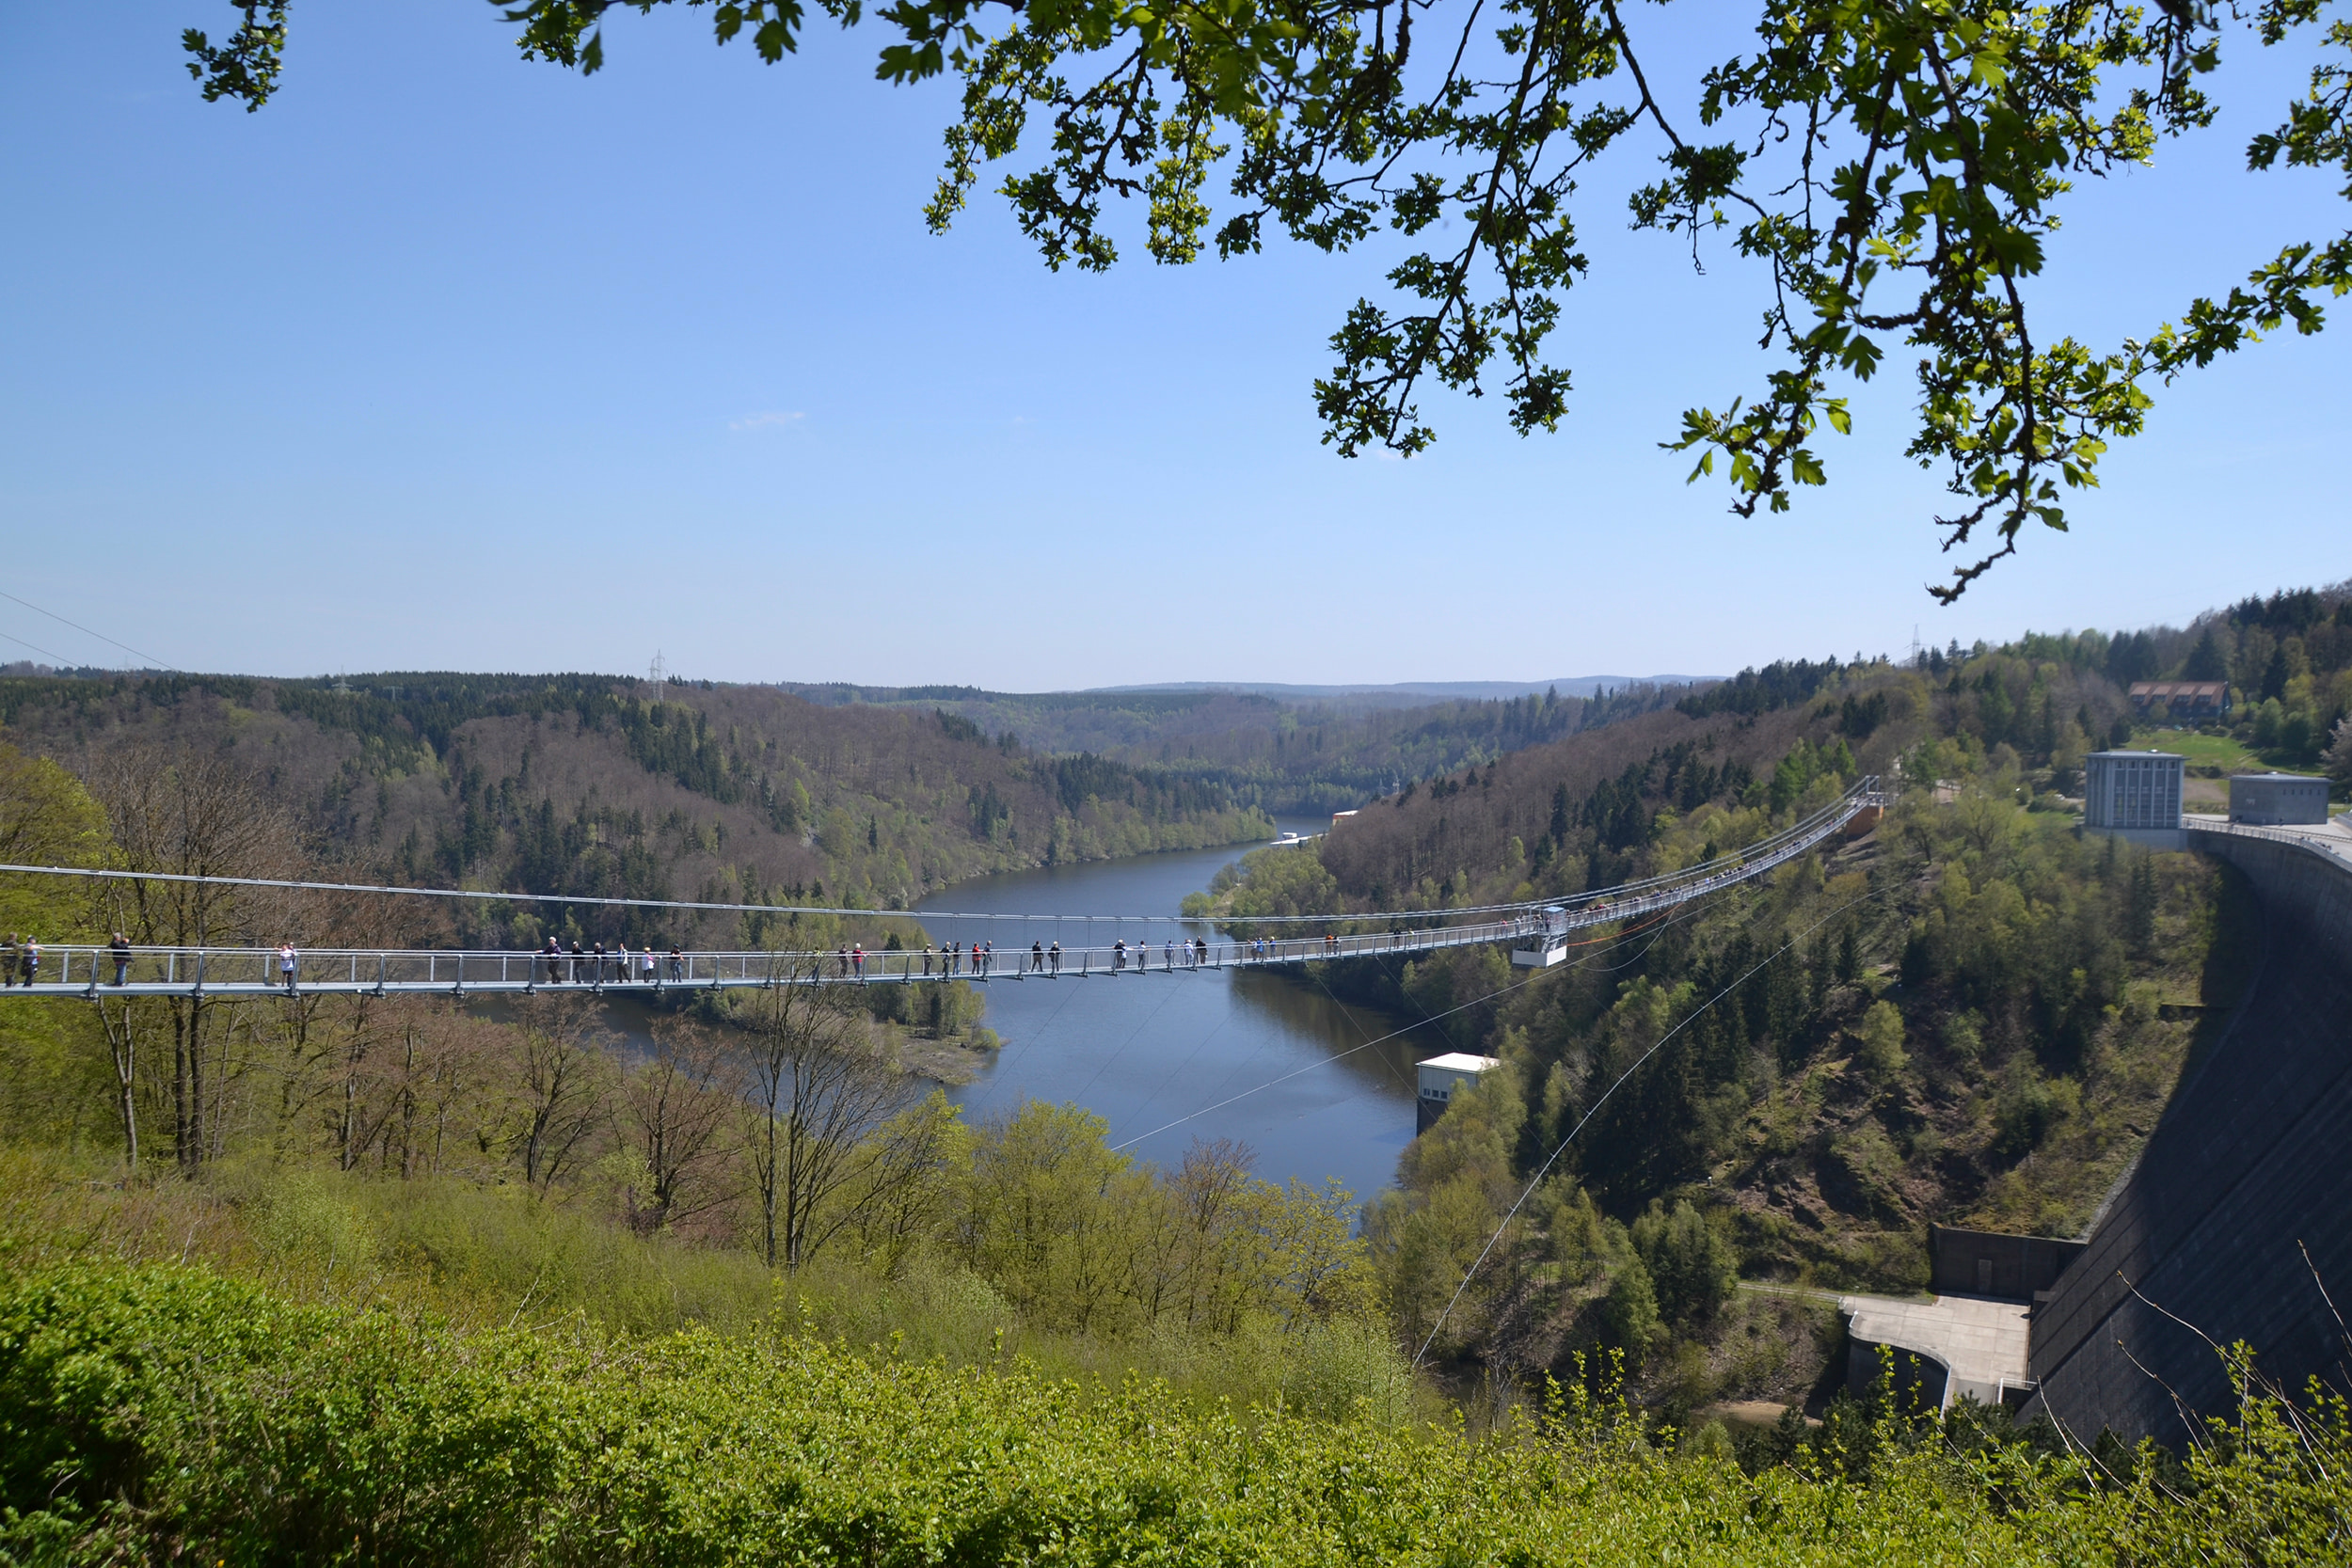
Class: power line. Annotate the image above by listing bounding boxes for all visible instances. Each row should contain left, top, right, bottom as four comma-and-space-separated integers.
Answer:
0, 628, 78, 668
1104, 891, 1738, 1155
1108, 971, 1548, 1152
0, 590, 170, 670
1409, 885, 1888, 1367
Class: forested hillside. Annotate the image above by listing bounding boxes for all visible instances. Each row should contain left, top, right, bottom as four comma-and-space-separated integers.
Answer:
1197, 590, 2352, 1416
778, 679, 1688, 812
0, 668, 1712, 948
0, 673, 1274, 947
0, 611, 2348, 1560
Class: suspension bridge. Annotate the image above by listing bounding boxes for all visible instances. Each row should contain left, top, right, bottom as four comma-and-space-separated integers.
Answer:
0, 782, 1883, 1000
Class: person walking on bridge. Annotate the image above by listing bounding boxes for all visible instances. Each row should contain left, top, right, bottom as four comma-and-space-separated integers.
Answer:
852, 943, 866, 979
541, 937, 562, 986
668, 946, 684, 982
278, 942, 297, 995
109, 931, 132, 987
922, 943, 934, 977
1031, 941, 1044, 973
1049, 940, 1061, 974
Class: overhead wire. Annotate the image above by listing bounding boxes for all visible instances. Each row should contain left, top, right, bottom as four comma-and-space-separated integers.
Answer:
964, 960, 1092, 1110
1408, 883, 1891, 1368
1105, 880, 1753, 1155
0, 590, 171, 670
1114, 993, 1241, 1142
1278, 888, 1749, 1134
0, 629, 78, 668
1108, 973, 1548, 1153
0, 779, 1875, 930
1069, 964, 1197, 1105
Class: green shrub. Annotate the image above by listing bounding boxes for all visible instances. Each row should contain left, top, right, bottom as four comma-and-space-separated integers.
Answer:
26, 1260, 2329, 1567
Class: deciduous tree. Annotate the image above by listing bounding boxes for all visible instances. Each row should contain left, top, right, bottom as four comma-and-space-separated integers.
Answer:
184, 0, 2352, 594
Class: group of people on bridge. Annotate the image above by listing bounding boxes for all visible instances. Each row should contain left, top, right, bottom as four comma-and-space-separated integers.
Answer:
537, 937, 686, 987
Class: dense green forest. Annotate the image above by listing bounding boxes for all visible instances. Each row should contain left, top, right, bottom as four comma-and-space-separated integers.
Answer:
777, 678, 1688, 813
0, 668, 1698, 954
1197, 587, 2352, 1414
0, 672, 1280, 948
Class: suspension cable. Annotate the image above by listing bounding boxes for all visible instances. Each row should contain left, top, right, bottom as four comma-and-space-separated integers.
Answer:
1409, 885, 1887, 1368
0, 779, 1877, 931
1103, 882, 1742, 1155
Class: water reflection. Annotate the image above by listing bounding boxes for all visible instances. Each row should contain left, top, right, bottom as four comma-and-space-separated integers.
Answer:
471, 831, 1438, 1206
918, 828, 1437, 1203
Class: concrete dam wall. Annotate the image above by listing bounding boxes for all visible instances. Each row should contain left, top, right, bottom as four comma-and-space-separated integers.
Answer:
2026, 827, 2352, 1445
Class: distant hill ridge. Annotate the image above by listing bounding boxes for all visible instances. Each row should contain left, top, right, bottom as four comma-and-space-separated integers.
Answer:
780, 676, 1717, 706
1089, 677, 1717, 701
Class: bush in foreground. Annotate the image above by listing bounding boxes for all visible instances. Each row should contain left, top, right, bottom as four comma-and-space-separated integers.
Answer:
4, 1261, 2346, 1565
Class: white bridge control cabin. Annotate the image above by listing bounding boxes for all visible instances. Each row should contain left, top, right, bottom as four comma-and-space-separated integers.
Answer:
1511, 905, 1572, 967
1417, 1052, 1503, 1134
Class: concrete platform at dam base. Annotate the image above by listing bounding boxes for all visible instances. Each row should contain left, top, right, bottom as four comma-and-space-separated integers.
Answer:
1842, 1293, 2033, 1411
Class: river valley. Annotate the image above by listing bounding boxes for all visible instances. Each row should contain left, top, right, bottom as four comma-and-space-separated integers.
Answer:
915, 823, 1440, 1207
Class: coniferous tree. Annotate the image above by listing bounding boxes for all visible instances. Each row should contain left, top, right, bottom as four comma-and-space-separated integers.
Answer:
2182, 631, 2230, 682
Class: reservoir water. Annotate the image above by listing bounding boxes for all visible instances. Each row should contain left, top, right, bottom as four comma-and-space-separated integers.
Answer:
914, 825, 1443, 1206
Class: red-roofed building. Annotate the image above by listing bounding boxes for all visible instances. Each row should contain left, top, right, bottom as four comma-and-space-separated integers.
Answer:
2127, 681, 2230, 721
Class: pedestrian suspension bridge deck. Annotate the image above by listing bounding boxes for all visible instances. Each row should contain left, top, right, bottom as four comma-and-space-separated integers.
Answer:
5, 784, 1883, 1001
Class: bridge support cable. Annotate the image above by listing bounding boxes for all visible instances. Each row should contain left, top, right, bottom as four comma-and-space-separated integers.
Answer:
1103, 887, 1745, 1155
1270, 893, 1756, 1138
0, 783, 1882, 1001
0, 783, 1880, 932
1408, 885, 1891, 1369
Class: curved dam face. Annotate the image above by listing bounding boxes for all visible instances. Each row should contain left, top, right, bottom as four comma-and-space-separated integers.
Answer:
2026, 826, 2352, 1446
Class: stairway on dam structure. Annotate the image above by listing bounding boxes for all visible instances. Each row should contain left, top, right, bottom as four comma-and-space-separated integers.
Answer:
2023, 818, 2352, 1446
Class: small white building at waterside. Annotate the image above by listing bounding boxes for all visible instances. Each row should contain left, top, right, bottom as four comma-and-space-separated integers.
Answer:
1417, 1052, 1502, 1135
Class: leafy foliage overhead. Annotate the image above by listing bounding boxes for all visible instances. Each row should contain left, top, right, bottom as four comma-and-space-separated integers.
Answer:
183, 0, 2352, 596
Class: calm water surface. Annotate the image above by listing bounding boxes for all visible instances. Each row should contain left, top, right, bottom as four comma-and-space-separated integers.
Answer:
915, 824, 1444, 1205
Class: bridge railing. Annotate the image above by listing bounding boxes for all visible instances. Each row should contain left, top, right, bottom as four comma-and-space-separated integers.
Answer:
2185, 816, 2352, 872
13, 924, 1545, 991
3, 781, 1884, 994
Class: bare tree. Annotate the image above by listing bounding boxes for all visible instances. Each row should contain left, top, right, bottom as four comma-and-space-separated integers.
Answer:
1168, 1138, 1262, 1332
90, 998, 143, 1169
506, 992, 614, 1195
620, 1016, 741, 1233
739, 975, 918, 1268
376, 1006, 500, 1180
88, 742, 306, 1173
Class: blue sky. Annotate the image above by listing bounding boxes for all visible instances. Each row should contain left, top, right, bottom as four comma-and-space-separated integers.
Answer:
2, 2, 2344, 689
